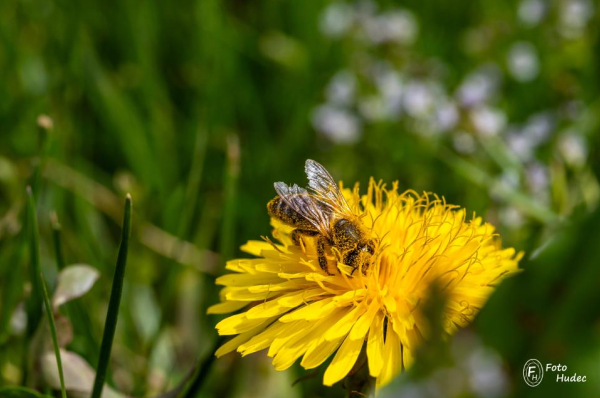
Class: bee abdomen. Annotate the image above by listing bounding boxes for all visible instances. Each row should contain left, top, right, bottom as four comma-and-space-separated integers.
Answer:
267, 197, 317, 231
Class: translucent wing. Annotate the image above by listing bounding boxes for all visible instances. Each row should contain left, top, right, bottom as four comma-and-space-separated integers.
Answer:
273, 181, 331, 235
304, 159, 353, 216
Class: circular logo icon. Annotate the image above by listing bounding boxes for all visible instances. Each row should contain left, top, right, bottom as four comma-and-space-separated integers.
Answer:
523, 359, 544, 387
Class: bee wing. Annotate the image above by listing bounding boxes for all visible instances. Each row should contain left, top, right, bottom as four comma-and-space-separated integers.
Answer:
273, 182, 331, 235
305, 159, 353, 216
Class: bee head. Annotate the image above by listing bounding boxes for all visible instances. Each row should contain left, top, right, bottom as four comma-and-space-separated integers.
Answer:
358, 241, 372, 254
359, 239, 378, 263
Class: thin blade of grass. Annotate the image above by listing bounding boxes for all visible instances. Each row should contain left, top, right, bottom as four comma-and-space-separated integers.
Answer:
21, 187, 43, 383
39, 271, 67, 398
90, 194, 132, 398
25, 187, 43, 338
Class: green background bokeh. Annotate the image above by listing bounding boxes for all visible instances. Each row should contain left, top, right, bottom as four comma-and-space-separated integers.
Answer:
0, 0, 599, 397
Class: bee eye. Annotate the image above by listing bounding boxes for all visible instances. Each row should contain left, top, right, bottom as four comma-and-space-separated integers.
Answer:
361, 244, 375, 255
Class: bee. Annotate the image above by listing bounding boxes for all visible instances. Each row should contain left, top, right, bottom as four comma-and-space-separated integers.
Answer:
267, 159, 377, 275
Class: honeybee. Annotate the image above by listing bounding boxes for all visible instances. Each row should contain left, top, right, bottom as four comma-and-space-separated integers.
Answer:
267, 159, 377, 275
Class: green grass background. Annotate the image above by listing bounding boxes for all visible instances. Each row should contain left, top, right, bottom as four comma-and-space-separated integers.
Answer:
0, 0, 599, 397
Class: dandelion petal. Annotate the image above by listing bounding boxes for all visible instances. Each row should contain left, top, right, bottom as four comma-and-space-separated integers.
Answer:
323, 334, 365, 386
367, 312, 385, 377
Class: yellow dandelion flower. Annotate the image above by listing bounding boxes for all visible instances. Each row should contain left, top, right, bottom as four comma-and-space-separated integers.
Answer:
210, 170, 522, 389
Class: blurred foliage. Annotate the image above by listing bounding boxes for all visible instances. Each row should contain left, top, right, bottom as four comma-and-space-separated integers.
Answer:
0, 0, 599, 397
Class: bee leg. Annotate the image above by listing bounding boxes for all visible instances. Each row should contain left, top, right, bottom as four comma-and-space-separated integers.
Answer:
291, 229, 319, 246
316, 235, 332, 275
343, 248, 361, 275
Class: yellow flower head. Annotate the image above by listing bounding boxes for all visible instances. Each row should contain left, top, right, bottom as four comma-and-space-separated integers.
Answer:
210, 179, 522, 389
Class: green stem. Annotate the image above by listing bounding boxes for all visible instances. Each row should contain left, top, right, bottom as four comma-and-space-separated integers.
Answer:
40, 272, 67, 398
91, 194, 132, 398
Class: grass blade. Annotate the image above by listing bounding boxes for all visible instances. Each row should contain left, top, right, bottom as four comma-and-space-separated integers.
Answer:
25, 187, 43, 338
39, 272, 67, 398
21, 187, 43, 383
91, 194, 132, 398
